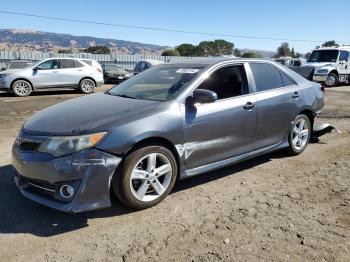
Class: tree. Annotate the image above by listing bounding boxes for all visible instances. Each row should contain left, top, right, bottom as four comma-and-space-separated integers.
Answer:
291, 48, 295, 58
295, 52, 303, 58
241, 51, 263, 58
233, 48, 241, 57
161, 49, 180, 56
176, 44, 197, 56
274, 42, 292, 58
198, 39, 234, 56
57, 49, 73, 54
84, 46, 110, 54
321, 40, 339, 47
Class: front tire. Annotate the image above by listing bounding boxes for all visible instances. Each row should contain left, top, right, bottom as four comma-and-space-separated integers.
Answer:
287, 114, 311, 155
79, 78, 95, 94
112, 144, 177, 210
324, 73, 338, 87
11, 79, 32, 97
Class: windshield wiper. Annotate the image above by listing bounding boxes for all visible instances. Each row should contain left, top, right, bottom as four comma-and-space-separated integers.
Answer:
113, 94, 138, 99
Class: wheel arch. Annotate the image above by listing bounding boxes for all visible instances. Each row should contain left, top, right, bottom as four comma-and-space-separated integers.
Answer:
299, 109, 314, 131
329, 69, 339, 76
124, 137, 181, 170
11, 78, 34, 90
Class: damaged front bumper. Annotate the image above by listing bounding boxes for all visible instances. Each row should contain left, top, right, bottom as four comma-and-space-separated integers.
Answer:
12, 146, 121, 213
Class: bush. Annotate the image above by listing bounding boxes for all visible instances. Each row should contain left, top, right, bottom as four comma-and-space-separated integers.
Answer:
84, 46, 110, 54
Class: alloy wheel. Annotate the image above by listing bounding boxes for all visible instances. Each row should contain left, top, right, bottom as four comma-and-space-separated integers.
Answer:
130, 153, 173, 202
292, 118, 309, 150
80, 79, 94, 93
14, 81, 31, 96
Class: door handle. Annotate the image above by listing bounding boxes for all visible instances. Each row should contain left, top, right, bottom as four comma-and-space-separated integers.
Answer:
53, 71, 59, 73
243, 102, 255, 110
292, 92, 300, 98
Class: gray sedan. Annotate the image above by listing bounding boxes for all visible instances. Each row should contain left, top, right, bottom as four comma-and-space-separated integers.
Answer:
12, 58, 324, 212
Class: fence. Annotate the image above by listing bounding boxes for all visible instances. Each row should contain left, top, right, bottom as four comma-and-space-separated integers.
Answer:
0, 51, 205, 70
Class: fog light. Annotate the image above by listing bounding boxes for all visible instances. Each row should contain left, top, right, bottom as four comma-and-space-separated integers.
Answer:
59, 184, 75, 199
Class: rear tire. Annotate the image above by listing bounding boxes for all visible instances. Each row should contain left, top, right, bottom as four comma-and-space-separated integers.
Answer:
11, 79, 32, 97
112, 144, 177, 210
287, 114, 311, 155
79, 78, 95, 94
324, 73, 338, 87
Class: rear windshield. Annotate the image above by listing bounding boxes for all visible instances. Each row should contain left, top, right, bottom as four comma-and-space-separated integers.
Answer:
108, 65, 204, 101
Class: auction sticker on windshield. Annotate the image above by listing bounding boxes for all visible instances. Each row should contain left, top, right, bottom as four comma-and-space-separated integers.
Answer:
176, 68, 199, 74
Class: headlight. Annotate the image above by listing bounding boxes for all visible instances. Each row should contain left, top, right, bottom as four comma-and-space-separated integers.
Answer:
38, 132, 107, 157
0, 74, 8, 78
125, 73, 133, 78
317, 69, 328, 74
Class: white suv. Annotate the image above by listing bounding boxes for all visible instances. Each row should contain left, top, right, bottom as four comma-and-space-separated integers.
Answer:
0, 58, 104, 96
304, 46, 350, 87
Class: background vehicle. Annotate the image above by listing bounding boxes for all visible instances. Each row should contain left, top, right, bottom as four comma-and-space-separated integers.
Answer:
133, 59, 163, 75
275, 57, 304, 67
102, 64, 133, 83
299, 46, 350, 87
0, 58, 104, 96
12, 58, 324, 212
80, 59, 103, 72
2, 60, 33, 71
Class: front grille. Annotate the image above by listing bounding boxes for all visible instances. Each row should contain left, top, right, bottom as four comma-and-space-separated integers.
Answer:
19, 141, 41, 152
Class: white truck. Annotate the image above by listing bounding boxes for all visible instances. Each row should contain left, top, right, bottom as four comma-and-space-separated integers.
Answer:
301, 46, 350, 87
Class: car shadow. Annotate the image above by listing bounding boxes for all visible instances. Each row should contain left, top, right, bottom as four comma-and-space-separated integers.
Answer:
0, 164, 134, 237
173, 149, 289, 193
0, 150, 290, 237
0, 89, 79, 97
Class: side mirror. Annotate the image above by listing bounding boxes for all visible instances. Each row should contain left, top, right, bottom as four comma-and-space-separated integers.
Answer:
186, 89, 218, 106
33, 66, 42, 71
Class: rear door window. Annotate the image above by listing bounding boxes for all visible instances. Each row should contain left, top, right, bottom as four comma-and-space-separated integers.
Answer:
61, 59, 82, 68
250, 63, 284, 92
280, 71, 296, 86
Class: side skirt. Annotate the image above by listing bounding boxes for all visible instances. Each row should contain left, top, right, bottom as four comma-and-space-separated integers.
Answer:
180, 141, 288, 180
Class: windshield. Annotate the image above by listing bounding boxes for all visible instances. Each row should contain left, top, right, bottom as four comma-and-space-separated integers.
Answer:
104, 64, 123, 70
308, 50, 339, 63
25, 60, 41, 69
108, 65, 204, 101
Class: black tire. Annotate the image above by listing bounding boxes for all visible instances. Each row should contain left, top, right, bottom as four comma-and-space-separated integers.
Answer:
287, 114, 311, 155
79, 78, 95, 94
11, 79, 33, 97
324, 73, 338, 88
112, 143, 177, 210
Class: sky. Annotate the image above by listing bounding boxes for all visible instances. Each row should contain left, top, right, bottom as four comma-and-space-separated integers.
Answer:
1, 0, 349, 53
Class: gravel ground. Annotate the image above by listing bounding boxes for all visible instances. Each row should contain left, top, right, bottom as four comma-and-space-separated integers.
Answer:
0, 85, 349, 262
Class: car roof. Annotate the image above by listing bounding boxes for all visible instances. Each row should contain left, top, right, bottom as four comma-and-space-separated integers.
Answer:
139, 59, 164, 65
159, 57, 276, 68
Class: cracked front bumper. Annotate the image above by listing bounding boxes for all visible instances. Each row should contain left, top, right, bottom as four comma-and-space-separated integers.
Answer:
12, 146, 121, 213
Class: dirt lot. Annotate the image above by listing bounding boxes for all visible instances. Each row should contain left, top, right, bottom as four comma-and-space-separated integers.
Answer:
0, 85, 349, 262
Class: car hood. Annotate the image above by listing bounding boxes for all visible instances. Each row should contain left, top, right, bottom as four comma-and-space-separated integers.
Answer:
24, 93, 162, 135
0, 69, 23, 74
